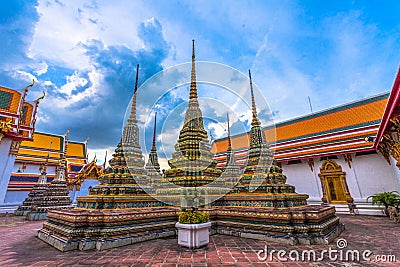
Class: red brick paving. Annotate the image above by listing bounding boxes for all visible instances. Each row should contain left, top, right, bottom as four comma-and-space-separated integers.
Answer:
0, 214, 399, 266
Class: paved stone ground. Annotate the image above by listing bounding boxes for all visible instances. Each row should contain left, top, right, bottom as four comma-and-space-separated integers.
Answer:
0, 214, 399, 267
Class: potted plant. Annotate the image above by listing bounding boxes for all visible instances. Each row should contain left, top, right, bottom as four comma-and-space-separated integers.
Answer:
175, 208, 211, 249
367, 191, 400, 216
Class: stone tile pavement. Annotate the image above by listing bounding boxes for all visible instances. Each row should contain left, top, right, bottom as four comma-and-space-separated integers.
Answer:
0, 214, 399, 266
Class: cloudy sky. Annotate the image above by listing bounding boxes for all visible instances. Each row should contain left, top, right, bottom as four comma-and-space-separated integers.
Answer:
2, 1, 400, 167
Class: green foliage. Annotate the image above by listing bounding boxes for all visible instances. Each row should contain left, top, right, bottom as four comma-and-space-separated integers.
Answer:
178, 210, 209, 224
367, 191, 400, 209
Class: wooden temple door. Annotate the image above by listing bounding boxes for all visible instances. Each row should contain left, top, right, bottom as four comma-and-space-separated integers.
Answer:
318, 159, 353, 204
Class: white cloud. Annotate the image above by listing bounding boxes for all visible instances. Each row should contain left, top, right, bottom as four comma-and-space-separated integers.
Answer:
87, 146, 115, 167
31, 0, 150, 70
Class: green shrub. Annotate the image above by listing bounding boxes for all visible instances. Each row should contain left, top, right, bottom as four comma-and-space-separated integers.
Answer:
367, 191, 400, 209
178, 210, 209, 224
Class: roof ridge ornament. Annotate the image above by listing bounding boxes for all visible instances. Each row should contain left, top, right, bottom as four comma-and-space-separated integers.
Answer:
36, 91, 46, 103
24, 79, 35, 94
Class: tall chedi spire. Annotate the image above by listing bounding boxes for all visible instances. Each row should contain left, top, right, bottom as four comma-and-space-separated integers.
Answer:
122, 64, 140, 145
225, 113, 233, 167
55, 132, 68, 182
117, 63, 146, 177
214, 114, 241, 190
165, 40, 221, 187
181, 40, 207, 136
76, 64, 157, 210
146, 112, 161, 174
146, 112, 162, 187
237, 70, 281, 190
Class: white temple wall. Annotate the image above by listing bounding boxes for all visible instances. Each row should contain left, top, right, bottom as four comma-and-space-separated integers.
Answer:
4, 191, 29, 204
0, 138, 15, 203
70, 179, 99, 203
281, 153, 399, 215
352, 154, 399, 198
282, 162, 321, 202
3, 163, 58, 205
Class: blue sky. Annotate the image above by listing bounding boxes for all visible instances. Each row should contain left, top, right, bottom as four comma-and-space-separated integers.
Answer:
1, 0, 400, 167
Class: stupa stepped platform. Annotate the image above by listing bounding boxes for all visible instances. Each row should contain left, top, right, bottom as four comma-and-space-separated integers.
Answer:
27, 179, 73, 220
211, 205, 344, 245
76, 193, 167, 209
14, 183, 48, 216
37, 207, 179, 251
214, 191, 309, 208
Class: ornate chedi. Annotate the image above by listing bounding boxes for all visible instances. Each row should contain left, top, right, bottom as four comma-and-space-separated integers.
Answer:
157, 41, 225, 209
211, 70, 344, 245
27, 141, 73, 220
213, 114, 241, 191
37, 65, 178, 251
164, 40, 222, 187
14, 158, 49, 216
235, 70, 308, 205
146, 112, 163, 186
76, 65, 160, 209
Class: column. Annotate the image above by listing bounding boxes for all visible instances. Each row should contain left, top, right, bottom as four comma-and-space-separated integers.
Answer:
389, 156, 400, 190
0, 138, 16, 203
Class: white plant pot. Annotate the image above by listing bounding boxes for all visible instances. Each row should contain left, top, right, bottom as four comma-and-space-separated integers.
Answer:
175, 222, 211, 249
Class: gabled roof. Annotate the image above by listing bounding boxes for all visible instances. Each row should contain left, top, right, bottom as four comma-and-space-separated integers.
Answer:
0, 82, 39, 140
18, 132, 87, 162
11, 131, 88, 191
374, 67, 400, 147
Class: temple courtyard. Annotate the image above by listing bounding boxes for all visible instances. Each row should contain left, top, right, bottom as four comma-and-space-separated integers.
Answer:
0, 214, 398, 267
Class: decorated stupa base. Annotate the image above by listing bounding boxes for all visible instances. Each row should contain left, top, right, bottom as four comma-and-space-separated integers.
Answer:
211, 205, 344, 245
14, 183, 48, 216
27, 180, 73, 221
15, 162, 50, 216
37, 207, 179, 251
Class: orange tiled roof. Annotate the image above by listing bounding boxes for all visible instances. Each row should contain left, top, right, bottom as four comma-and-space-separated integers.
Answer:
12, 132, 88, 191
214, 93, 389, 162
66, 142, 86, 158
20, 132, 63, 151
17, 132, 87, 164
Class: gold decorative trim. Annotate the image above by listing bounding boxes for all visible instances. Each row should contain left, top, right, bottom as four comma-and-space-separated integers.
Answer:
318, 159, 354, 204
0, 119, 13, 132
343, 154, 352, 169
9, 140, 22, 156
307, 158, 314, 172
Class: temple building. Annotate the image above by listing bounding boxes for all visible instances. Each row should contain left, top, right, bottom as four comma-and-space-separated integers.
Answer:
3, 131, 90, 208
0, 82, 95, 212
213, 67, 400, 215
0, 81, 41, 206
